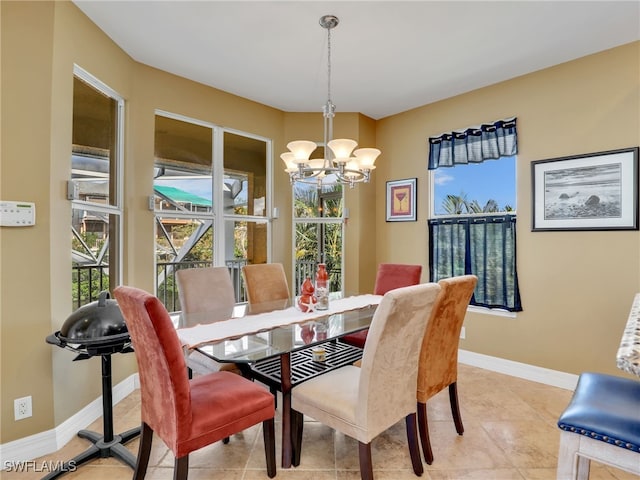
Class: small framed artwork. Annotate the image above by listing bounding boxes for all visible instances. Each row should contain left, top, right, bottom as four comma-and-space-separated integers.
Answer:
386, 178, 417, 222
531, 147, 639, 231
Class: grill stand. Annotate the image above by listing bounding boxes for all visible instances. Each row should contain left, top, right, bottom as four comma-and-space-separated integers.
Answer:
43, 346, 140, 479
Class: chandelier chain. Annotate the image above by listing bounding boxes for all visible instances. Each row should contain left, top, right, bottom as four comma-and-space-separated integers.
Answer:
327, 25, 332, 104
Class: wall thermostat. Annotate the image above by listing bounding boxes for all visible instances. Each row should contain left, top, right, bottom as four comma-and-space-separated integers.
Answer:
0, 201, 36, 227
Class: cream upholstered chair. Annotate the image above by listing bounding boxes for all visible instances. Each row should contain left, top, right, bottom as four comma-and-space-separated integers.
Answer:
241, 263, 290, 312
341, 263, 422, 348
176, 267, 241, 376
113, 286, 276, 480
556, 372, 640, 479
417, 274, 477, 464
291, 282, 442, 480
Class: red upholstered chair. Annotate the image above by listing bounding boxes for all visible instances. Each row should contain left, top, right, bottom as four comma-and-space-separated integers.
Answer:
113, 286, 276, 480
341, 263, 422, 348
417, 275, 477, 464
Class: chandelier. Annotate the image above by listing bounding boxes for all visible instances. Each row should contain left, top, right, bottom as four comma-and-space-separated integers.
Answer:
281, 15, 381, 187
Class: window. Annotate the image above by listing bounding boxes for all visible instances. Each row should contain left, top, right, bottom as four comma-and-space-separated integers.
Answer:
292, 146, 344, 295
428, 118, 522, 312
71, 67, 124, 309
153, 113, 270, 310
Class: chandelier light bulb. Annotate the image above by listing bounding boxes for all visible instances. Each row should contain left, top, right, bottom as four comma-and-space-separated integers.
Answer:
343, 158, 362, 177
280, 152, 298, 172
308, 158, 326, 170
287, 140, 317, 163
352, 148, 381, 169
327, 139, 358, 163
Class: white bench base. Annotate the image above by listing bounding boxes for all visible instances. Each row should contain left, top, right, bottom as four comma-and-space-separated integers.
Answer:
557, 430, 640, 480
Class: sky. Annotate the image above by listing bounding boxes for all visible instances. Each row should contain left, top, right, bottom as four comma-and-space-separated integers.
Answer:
433, 156, 516, 214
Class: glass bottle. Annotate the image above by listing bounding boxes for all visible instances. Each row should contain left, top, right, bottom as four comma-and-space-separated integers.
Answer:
315, 263, 329, 310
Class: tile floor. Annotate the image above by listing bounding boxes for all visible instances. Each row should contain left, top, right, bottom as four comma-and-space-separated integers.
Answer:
3, 364, 637, 480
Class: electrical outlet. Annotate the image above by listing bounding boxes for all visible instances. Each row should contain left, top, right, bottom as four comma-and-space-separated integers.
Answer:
460, 326, 466, 339
14, 396, 32, 420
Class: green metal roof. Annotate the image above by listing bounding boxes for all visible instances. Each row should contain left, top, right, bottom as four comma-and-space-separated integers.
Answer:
154, 185, 211, 207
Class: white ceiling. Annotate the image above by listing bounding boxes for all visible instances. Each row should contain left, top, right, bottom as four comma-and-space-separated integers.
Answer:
73, 1, 639, 120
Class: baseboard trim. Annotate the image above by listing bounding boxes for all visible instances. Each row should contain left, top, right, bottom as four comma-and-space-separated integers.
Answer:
0, 373, 139, 466
459, 349, 579, 390
2, 353, 577, 465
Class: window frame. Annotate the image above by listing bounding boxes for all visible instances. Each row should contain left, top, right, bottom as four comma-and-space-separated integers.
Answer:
153, 111, 273, 308
291, 167, 346, 295
71, 65, 124, 307
428, 156, 520, 314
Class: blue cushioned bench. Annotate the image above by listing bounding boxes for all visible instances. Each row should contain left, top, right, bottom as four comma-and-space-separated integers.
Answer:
556, 372, 640, 479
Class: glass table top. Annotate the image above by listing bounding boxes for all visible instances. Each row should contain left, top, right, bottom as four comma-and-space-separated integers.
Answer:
186, 296, 376, 364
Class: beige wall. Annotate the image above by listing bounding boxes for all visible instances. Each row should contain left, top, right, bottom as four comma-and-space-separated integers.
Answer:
2, 1, 285, 443
1, 0, 638, 447
2, 0, 59, 443
0, 0, 378, 444
376, 42, 640, 377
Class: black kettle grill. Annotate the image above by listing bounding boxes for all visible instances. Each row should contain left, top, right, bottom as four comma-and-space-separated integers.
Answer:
48, 291, 131, 358
44, 291, 139, 479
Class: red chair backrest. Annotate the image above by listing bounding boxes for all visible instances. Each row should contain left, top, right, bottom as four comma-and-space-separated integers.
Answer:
114, 286, 191, 453
373, 263, 422, 295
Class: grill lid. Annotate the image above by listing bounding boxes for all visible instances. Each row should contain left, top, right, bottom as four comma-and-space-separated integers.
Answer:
59, 291, 128, 346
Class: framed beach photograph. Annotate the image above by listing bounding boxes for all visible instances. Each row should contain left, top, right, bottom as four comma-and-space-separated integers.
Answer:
531, 147, 639, 231
386, 178, 417, 222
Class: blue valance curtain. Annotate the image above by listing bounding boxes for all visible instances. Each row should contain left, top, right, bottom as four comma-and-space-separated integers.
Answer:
428, 117, 518, 170
429, 215, 522, 312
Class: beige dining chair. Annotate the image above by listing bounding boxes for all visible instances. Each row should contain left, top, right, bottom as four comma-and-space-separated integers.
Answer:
176, 267, 242, 376
290, 282, 442, 480
417, 274, 477, 464
241, 263, 290, 312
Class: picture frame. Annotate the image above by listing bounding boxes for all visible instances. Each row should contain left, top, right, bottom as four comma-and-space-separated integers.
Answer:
386, 178, 417, 222
531, 147, 639, 231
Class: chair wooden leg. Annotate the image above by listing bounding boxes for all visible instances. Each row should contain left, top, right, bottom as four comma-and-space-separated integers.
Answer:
222, 436, 230, 444
417, 401, 434, 464
575, 455, 591, 480
405, 413, 424, 476
133, 422, 153, 480
358, 441, 374, 480
174, 455, 188, 480
448, 382, 464, 435
291, 409, 304, 467
556, 430, 591, 480
263, 418, 276, 478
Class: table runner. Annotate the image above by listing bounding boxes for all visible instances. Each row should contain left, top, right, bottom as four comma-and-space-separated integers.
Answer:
177, 294, 382, 349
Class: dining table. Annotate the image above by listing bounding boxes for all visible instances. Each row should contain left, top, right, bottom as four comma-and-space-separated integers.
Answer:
176, 293, 381, 468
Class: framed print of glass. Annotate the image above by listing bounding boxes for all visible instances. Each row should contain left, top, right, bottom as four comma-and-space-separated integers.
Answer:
386, 178, 417, 222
